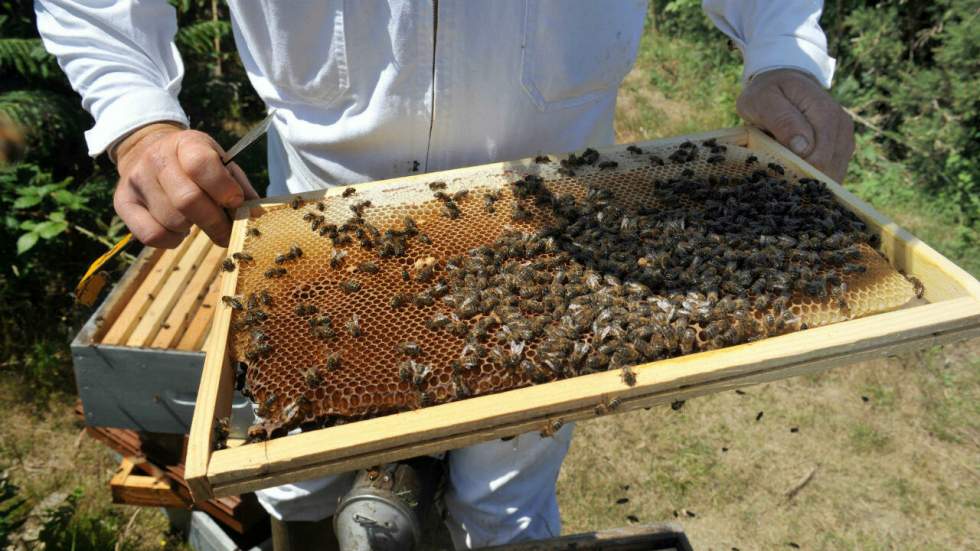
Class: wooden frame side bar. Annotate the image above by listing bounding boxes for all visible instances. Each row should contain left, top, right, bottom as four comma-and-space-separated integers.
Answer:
185, 211, 249, 500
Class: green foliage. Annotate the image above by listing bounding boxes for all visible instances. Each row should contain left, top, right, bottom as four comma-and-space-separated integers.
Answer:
0, 37, 60, 81
0, 471, 30, 548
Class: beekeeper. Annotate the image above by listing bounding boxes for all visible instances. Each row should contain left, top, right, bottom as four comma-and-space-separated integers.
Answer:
36, 1, 853, 548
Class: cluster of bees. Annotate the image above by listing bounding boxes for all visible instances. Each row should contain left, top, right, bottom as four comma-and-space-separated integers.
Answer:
218, 138, 894, 443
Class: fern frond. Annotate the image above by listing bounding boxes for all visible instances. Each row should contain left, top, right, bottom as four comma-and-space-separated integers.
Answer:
176, 20, 231, 56
0, 38, 59, 80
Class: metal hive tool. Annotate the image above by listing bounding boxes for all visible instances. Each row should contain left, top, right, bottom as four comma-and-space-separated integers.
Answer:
221, 140, 917, 441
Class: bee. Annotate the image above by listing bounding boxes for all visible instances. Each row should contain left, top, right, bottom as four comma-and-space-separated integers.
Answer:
247, 227, 261, 237
390, 293, 411, 309
356, 261, 380, 274
290, 244, 303, 258
342, 187, 357, 198
649, 155, 664, 166
414, 292, 435, 307
453, 373, 473, 399
246, 293, 259, 310
620, 365, 637, 386
418, 233, 433, 245
426, 313, 450, 330
399, 341, 422, 357
557, 167, 576, 177
539, 419, 564, 438
598, 161, 618, 170
294, 304, 317, 316
221, 296, 243, 310
511, 204, 532, 222
411, 362, 432, 387
232, 252, 253, 262
340, 280, 361, 294
221, 258, 236, 272
441, 201, 461, 219
626, 145, 643, 154
679, 327, 696, 355
401, 268, 410, 281
275, 253, 290, 264
310, 323, 337, 340
290, 197, 303, 209
213, 417, 230, 450
416, 266, 435, 283
428, 181, 447, 191
907, 275, 924, 299
767, 162, 785, 175
326, 352, 342, 370
402, 216, 418, 235
316, 201, 326, 211
843, 263, 866, 274
329, 249, 348, 269
345, 314, 362, 337
399, 361, 414, 382
303, 367, 323, 388
707, 155, 725, 164
433, 191, 451, 202
452, 189, 469, 201
332, 233, 353, 246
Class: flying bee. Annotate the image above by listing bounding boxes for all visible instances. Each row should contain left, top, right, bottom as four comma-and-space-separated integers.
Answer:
326, 352, 342, 370
221, 296, 243, 310
232, 252, 253, 262
356, 261, 380, 274
221, 258, 236, 272
329, 249, 348, 269
340, 280, 362, 294
598, 161, 618, 170
428, 181, 447, 191
539, 419, 564, 438
247, 227, 261, 237
345, 314, 362, 337
290, 197, 303, 209
342, 187, 357, 197
390, 293, 411, 309
399, 341, 422, 357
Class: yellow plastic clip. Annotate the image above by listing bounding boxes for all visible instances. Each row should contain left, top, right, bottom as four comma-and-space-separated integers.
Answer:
74, 233, 133, 306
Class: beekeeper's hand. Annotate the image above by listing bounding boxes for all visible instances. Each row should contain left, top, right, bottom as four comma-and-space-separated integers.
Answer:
737, 68, 855, 183
113, 122, 258, 248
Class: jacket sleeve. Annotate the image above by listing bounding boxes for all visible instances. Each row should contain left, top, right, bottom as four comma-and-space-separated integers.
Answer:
34, 0, 190, 156
701, 0, 836, 88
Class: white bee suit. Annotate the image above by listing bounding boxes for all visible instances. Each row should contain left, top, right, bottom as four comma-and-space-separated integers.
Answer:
35, 0, 833, 546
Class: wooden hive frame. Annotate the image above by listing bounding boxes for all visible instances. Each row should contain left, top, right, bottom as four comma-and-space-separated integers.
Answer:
185, 127, 980, 500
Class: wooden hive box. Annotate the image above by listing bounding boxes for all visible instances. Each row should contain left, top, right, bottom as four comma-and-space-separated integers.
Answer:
180, 127, 980, 501
71, 230, 255, 435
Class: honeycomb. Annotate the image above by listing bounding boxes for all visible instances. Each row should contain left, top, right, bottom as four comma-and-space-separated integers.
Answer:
222, 140, 918, 439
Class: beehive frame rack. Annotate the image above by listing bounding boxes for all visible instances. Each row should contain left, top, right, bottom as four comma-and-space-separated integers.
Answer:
185, 127, 980, 500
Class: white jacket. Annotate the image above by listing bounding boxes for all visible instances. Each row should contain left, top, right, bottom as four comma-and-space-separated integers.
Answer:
35, 0, 835, 196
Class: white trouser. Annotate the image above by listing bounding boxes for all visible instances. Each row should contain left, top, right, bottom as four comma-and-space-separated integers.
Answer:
255, 423, 574, 549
